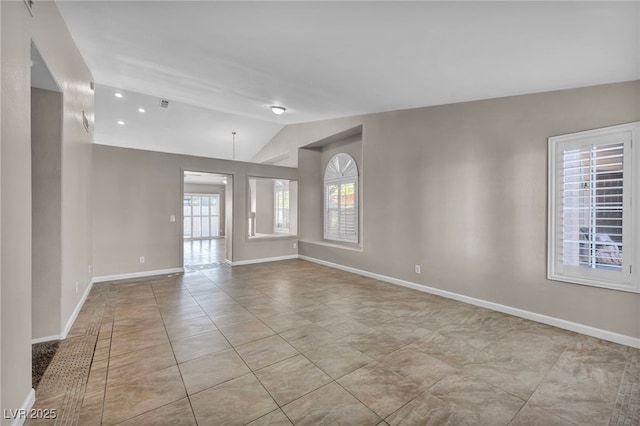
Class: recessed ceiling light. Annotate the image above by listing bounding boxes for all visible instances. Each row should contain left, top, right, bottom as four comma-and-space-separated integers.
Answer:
138, 108, 145, 113
114, 92, 123, 98
270, 105, 286, 115
117, 120, 125, 125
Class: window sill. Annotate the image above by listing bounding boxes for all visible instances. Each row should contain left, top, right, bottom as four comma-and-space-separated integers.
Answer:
298, 239, 363, 252
548, 274, 639, 294
247, 234, 298, 242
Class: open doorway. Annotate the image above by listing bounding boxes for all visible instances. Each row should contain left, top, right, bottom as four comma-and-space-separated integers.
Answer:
183, 171, 232, 271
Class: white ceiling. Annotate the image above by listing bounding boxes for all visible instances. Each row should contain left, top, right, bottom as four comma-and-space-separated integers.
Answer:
94, 84, 283, 161
56, 1, 640, 161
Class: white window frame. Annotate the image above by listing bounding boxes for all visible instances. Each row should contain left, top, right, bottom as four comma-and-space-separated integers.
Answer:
548, 122, 639, 293
324, 153, 358, 244
274, 180, 290, 234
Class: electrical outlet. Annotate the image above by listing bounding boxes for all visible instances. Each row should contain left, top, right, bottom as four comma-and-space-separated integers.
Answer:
415, 265, 421, 274
293, 242, 297, 249
88, 264, 92, 274
140, 256, 145, 263
170, 215, 176, 222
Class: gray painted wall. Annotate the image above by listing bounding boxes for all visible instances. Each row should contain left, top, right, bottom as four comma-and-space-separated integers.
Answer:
92, 144, 299, 276
252, 81, 640, 340
1, 1, 94, 419
1, 0, 4, 411
31, 88, 62, 340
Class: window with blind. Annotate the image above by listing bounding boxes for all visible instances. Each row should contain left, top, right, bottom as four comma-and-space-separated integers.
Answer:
548, 122, 638, 293
324, 153, 358, 243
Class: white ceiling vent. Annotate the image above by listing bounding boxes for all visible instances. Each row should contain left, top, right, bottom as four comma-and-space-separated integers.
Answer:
159, 99, 170, 108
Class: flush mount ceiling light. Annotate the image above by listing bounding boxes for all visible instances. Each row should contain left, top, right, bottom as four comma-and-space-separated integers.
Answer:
114, 92, 123, 98
117, 120, 125, 125
270, 105, 286, 115
138, 108, 145, 113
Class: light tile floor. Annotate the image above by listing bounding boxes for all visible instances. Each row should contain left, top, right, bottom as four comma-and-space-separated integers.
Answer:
183, 239, 226, 272
28, 260, 639, 425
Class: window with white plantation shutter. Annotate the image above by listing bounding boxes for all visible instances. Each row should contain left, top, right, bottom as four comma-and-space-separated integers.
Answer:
324, 153, 358, 243
548, 122, 639, 293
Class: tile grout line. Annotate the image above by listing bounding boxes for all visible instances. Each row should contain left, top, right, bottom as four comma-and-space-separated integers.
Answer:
238, 277, 387, 423
152, 276, 201, 426
98, 280, 182, 424
189, 273, 286, 425
208, 273, 368, 424
218, 270, 419, 422
99, 292, 115, 426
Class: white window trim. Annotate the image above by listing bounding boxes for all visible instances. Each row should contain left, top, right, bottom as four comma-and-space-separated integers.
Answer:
324, 153, 359, 244
547, 121, 639, 293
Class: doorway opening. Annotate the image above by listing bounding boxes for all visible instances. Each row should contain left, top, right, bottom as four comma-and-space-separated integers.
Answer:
183, 171, 232, 271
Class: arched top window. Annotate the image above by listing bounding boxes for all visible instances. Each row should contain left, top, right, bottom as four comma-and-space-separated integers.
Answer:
325, 153, 358, 181
324, 153, 358, 243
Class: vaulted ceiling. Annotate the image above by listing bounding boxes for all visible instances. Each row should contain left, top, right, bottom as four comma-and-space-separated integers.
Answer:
56, 1, 640, 161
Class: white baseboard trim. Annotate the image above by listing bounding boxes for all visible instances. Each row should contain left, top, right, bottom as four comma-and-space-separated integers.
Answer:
91, 268, 184, 284
8, 388, 36, 426
230, 254, 299, 266
32, 334, 61, 344
299, 255, 640, 349
60, 278, 94, 340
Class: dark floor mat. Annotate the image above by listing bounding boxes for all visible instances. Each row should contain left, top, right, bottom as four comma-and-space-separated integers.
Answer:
32, 341, 60, 389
